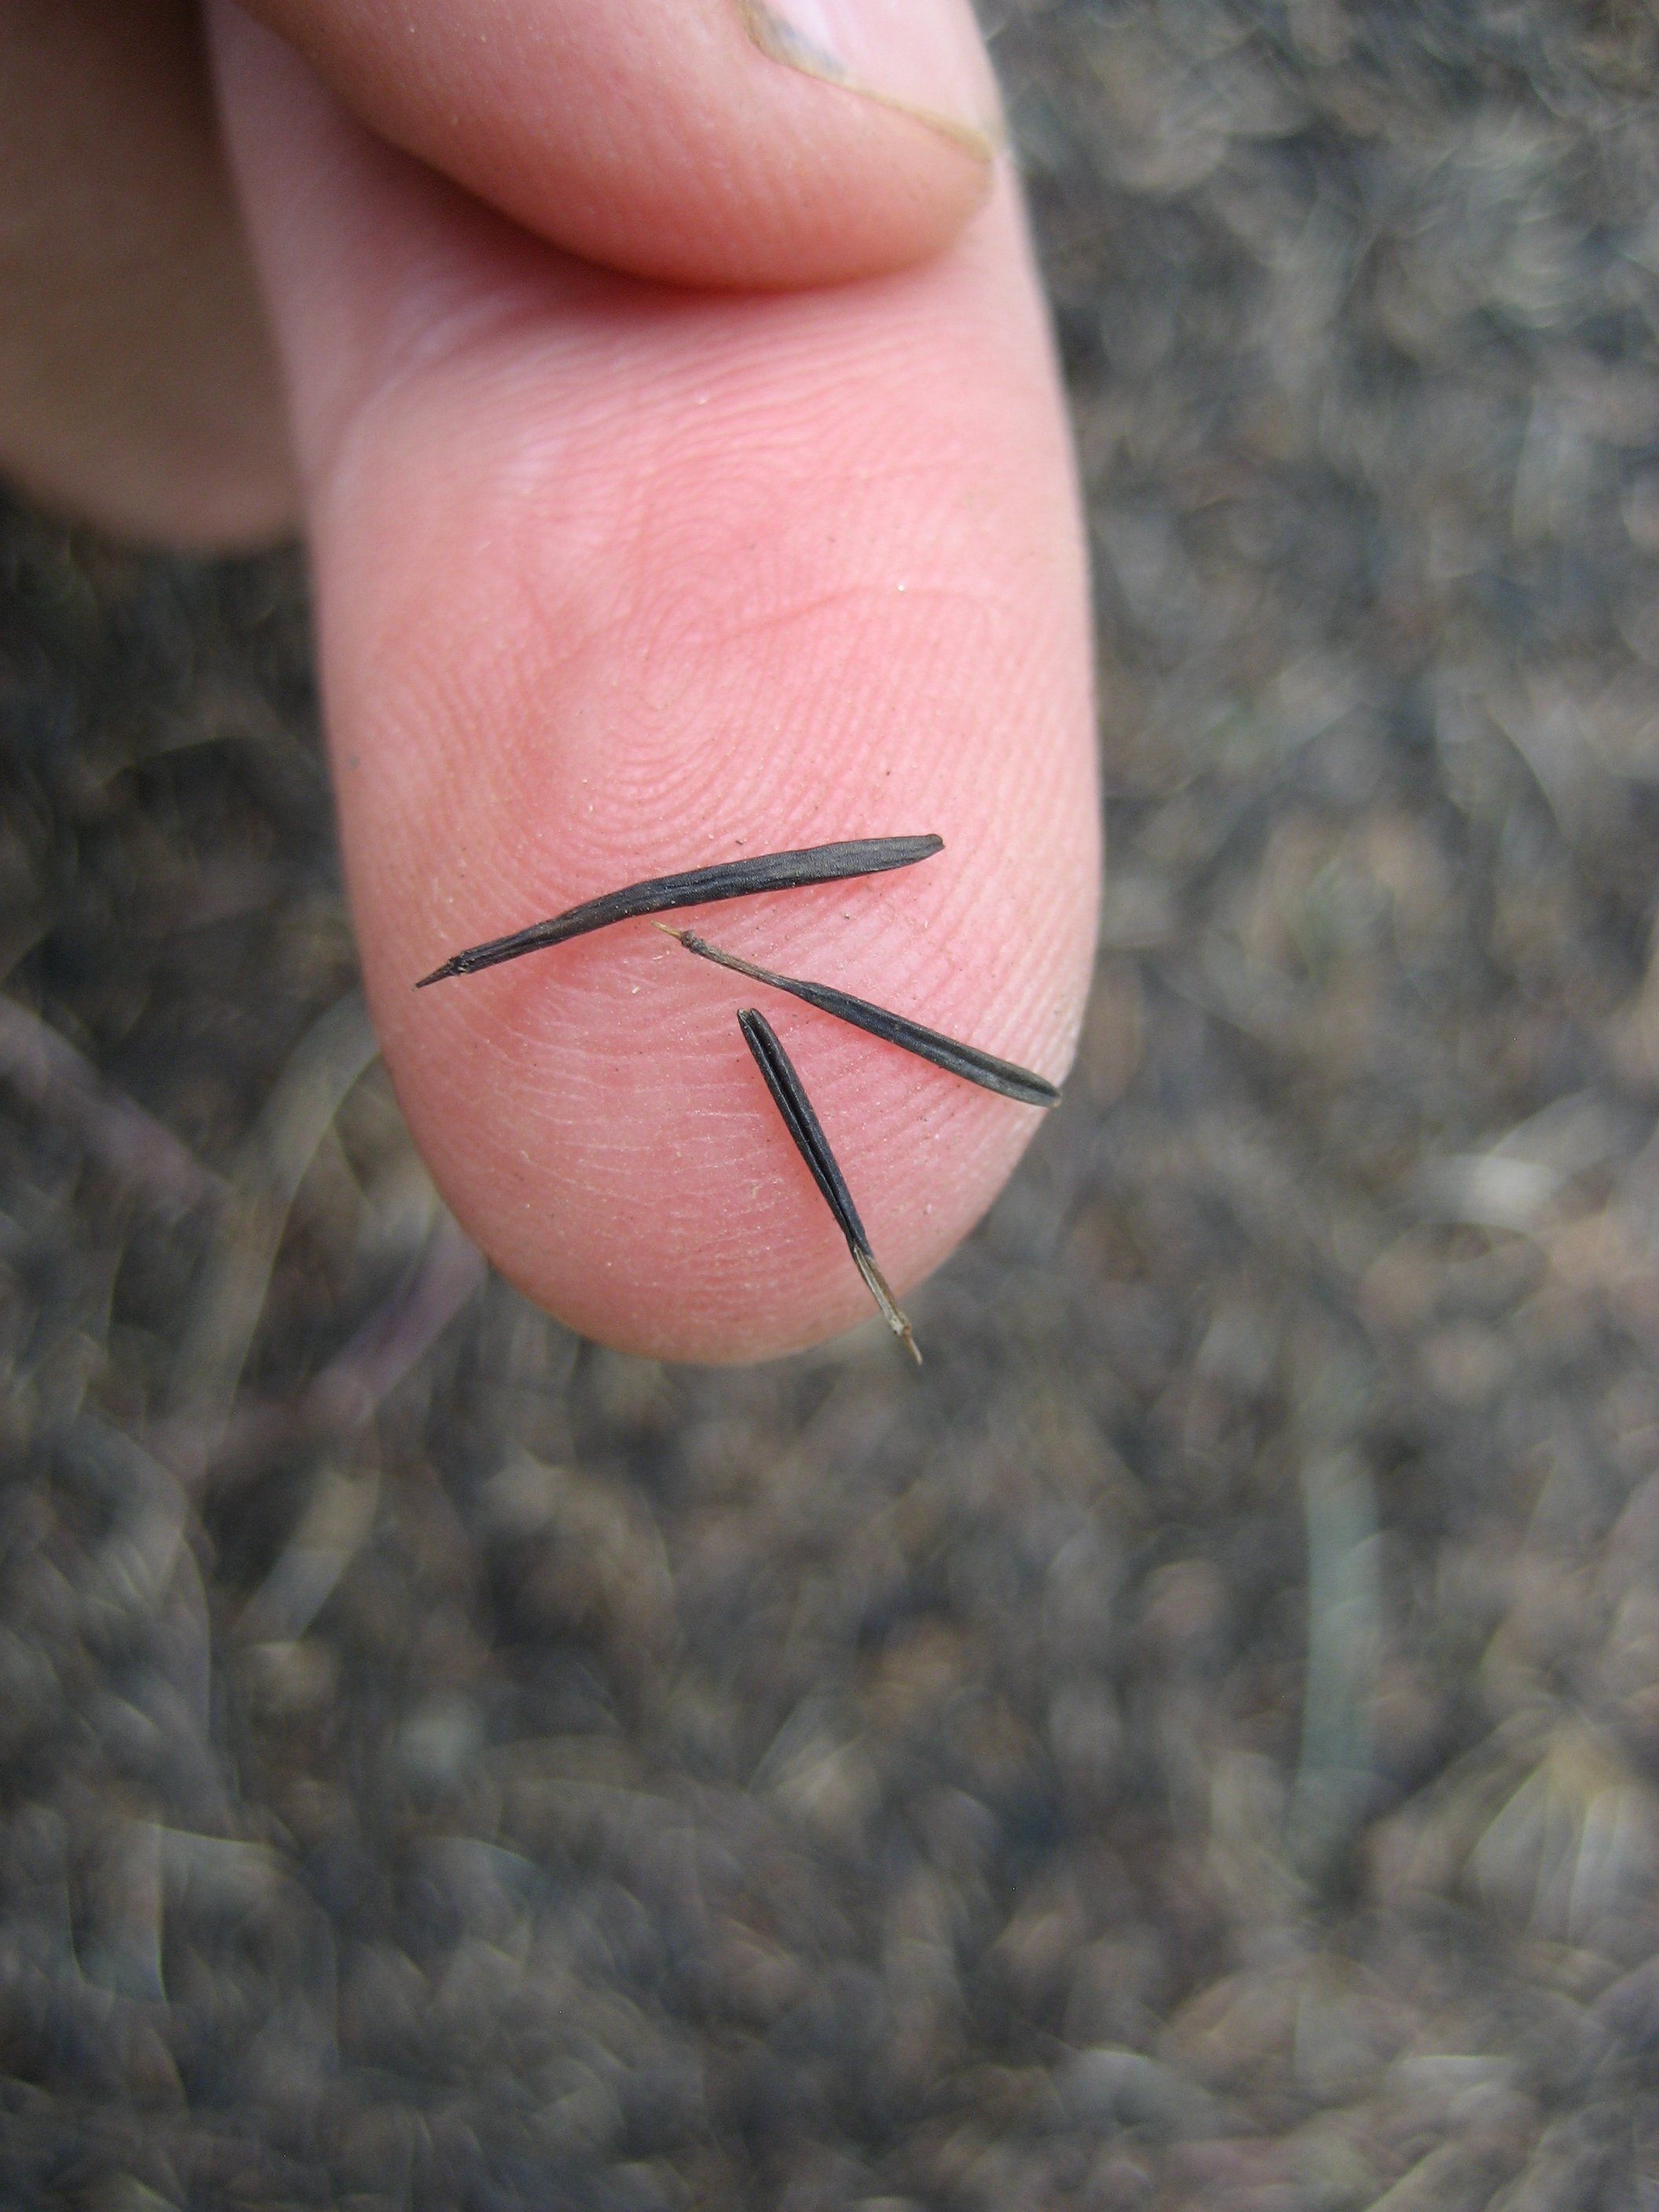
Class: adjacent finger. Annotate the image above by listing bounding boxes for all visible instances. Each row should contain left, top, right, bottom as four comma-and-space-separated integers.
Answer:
236, 0, 1002, 289
0, 0, 295, 546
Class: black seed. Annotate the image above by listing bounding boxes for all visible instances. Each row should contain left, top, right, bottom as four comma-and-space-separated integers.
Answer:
416, 835, 943, 987
661, 927, 1059, 1107
736, 1008, 921, 1365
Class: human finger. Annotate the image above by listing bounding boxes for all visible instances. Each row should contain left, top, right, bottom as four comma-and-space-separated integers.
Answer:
214, 9, 1098, 1362
0, 0, 294, 546
235, 0, 1002, 289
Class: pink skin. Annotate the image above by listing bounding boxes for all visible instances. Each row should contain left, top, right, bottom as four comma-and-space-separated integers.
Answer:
214, 7, 1098, 1364
231, 0, 1001, 288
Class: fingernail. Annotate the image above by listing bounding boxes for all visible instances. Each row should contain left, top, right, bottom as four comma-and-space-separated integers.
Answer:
734, 0, 1002, 163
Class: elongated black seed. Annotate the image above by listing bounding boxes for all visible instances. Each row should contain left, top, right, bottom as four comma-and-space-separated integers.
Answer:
736, 1008, 921, 1364
661, 927, 1059, 1107
416, 834, 943, 987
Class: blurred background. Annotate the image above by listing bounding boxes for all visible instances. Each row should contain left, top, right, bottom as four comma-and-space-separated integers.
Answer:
5, 2, 1659, 2205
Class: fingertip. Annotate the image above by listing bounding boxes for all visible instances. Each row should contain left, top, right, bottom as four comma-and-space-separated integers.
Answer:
218, 46, 1098, 1363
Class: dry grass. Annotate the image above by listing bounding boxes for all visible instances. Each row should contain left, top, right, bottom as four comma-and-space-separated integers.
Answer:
4, 2, 1659, 2204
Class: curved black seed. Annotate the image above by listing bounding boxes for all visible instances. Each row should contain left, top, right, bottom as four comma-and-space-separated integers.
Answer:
416, 834, 943, 987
